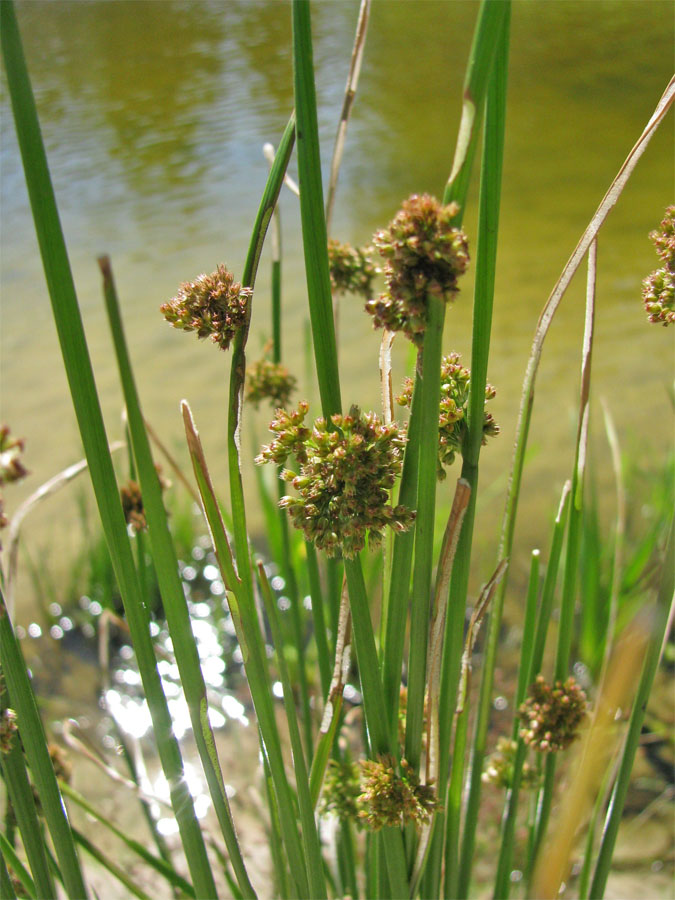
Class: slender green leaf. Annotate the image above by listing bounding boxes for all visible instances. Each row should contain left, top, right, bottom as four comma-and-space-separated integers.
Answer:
491, 550, 540, 900
99, 256, 256, 900
0, 586, 86, 899
404, 294, 445, 773
257, 563, 327, 899
183, 403, 310, 900
589, 517, 674, 898
433, 5, 511, 894
0, 850, 19, 900
292, 0, 341, 418
0, 696, 56, 899
0, 831, 35, 900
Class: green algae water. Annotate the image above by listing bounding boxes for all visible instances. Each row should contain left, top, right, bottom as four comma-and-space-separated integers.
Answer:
1, 0, 673, 601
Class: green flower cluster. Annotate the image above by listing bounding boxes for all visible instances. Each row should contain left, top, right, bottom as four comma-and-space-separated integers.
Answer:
245, 358, 296, 409
320, 759, 362, 822
482, 737, 538, 790
366, 194, 470, 345
358, 755, 439, 831
328, 239, 378, 299
397, 353, 499, 479
256, 403, 414, 558
642, 206, 674, 326
160, 264, 252, 350
518, 675, 587, 753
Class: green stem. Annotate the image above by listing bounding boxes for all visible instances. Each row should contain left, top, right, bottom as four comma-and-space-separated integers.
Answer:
0, 696, 56, 900
589, 518, 674, 898
404, 296, 444, 774
491, 550, 540, 900
381, 374, 421, 744
257, 563, 327, 900
0, 830, 34, 900
440, 10, 510, 896
184, 404, 310, 899
101, 257, 255, 900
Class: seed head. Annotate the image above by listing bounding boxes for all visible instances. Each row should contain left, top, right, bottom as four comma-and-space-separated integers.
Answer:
642, 268, 675, 326
256, 404, 414, 558
367, 194, 469, 345
358, 754, 439, 831
518, 675, 587, 753
245, 358, 297, 409
397, 353, 499, 479
642, 207, 675, 326
160, 265, 251, 350
649, 205, 675, 270
328, 239, 378, 299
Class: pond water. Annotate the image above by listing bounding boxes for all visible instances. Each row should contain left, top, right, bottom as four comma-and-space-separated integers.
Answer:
1, 0, 673, 606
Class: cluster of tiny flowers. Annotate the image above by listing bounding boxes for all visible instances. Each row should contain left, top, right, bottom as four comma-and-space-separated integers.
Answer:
358, 755, 439, 831
0, 425, 28, 486
397, 353, 499, 479
482, 737, 538, 790
47, 743, 72, 784
518, 675, 587, 753
366, 194, 470, 345
328, 239, 378, 299
120, 481, 146, 533
0, 425, 29, 537
245, 358, 297, 409
160, 265, 252, 350
256, 403, 414, 558
320, 759, 362, 821
642, 206, 675, 325
0, 708, 17, 754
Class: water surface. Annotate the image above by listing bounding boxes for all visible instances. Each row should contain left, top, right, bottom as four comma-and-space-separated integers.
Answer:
1, 0, 673, 601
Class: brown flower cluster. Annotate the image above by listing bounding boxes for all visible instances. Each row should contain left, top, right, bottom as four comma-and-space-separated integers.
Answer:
245, 358, 296, 410
518, 675, 587, 753
366, 194, 469, 345
256, 403, 414, 558
642, 206, 674, 326
119, 467, 169, 534
328, 239, 378, 299
0, 425, 29, 486
0, 425, 29, 538
160, 265, 252, 350
397, 353, 499, 479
